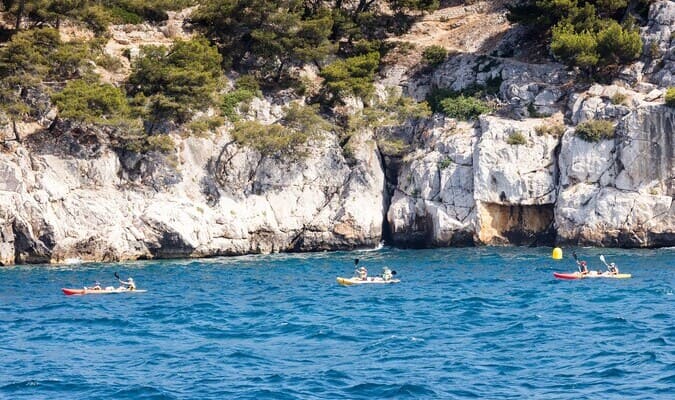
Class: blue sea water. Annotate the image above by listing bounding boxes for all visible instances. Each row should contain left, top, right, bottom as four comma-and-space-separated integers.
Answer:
0, 247, 673, 399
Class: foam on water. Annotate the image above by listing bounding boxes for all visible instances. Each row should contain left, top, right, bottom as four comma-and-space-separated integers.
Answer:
0, 247, 673, 399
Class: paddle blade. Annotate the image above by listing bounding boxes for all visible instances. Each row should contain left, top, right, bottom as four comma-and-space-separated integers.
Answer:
600, 255, 606, 263
354, 258, 359, 266
392, 271, 397, 275
572, 251, 578, 261
114, 272, 120, 280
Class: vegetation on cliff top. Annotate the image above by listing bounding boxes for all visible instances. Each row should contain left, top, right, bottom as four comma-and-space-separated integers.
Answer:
127, 37, 223, 128
508, 0, 645, 75
0, 0, 657, 155
575, 119, 616, 142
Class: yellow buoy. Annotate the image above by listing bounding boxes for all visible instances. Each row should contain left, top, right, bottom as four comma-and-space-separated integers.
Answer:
552, 247, 563, 260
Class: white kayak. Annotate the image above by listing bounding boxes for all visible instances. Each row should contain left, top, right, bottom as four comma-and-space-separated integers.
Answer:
336, 276, 400, 285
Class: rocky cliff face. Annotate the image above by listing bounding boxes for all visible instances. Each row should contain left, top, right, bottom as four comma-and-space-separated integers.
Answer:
0, 117, 385, 265
386, 117, 477, 247
384, 1, 674, 249
0, 1, 673, 265
556, 105, 674, 247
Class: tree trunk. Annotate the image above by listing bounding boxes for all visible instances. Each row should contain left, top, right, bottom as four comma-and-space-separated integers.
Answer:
275, 60, 286, 83
356, 0, 377, 13
14, 0, 25, 30
12, 119, 18, 142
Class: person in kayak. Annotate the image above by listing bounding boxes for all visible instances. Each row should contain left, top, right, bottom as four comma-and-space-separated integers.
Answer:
118, 277, 136, 290
382, 267, 393, 281
86, 282, 102, 290
572, 251, 589, 275
357, 266, 368, 280
608, 262, 619, 274
353, 258, 368, 280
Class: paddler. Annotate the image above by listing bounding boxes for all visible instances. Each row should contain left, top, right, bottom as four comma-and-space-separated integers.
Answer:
608, 262, 619, 275
382, 267, 393, 281
358, 266, 368, 280
353, 258, 367, 280
573, 251, 589, 275
118, 276, 136, 291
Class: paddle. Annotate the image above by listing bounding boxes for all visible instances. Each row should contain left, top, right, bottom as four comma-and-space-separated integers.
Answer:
115, 272, 127, 285
599, 255, 609, 268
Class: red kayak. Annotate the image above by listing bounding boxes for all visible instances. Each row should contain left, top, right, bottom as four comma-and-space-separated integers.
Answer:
62, 287, 146, 295
554, 272, 631, 280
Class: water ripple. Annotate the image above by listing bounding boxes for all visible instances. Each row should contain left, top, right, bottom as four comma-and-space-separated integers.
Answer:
0, 247, 672, 399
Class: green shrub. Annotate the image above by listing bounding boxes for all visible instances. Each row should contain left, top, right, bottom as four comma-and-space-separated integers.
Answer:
506, 131, 527, 145
222, 89, 256, 121
575, 119, 615, 142
395, 41, 416, 55
52, 79, 131, 124
230, 103, 329, 158
551, 23, 599, 68
439, 95, 492, 120
96, 53, 124, 72
128, 37, 223, 124
234, 75, 261, 93
535, 123, 566, 137
0, 28, 95, 83
188, 116, 225, 135
426, 87, 457, 113
49, 42, 96, 81
146, 134, 175, 153
665, 87, 675, 107
596, 21, 642, 65
610, 92, 627, 105
378, 138, 408, 157
81, 5, 114, 34
107, 5, 144, 24
320, 52, 380, 100
103, 0, 194, 23
282, 103, 332, 136
512, 1, 641, 73
389, 0, 440, 13
422, 45, 448, 66
0, 28, 58, 82
231, 120, 311, 159
438, 157, 453, 169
